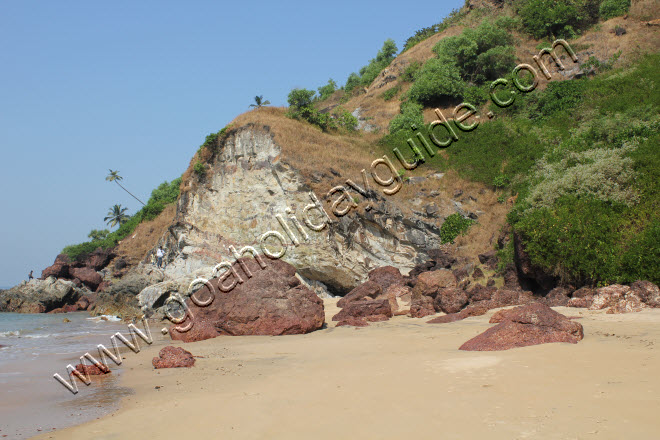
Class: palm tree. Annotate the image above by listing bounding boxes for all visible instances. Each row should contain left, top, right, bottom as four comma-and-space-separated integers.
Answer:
104, 204, 130, 228
106, 169, 146, 206
249, 95, 270, 109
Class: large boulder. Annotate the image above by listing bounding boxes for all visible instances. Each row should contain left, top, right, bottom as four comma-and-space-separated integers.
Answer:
84, 248, 115, 271
0, 278, 82, 313
459, 303, 584, 351
631, 280, 660, 308
434, 288, 468, 314
332, 298, 392, 326
589, 284, 647, 314
169, 257, 325, 342
368, 266, 405, 291
336, 281, 381, 308
69, 267, 103, 291
409, 269, 458, 318
408, 249, 457, 285
137, 281, 180, 316
152, 346, 195, 369
41, 254, 70, 279
89, 291, 141, 319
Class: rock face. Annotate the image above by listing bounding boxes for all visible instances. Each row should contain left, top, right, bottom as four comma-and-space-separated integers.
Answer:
0, 278, 83, 313
459, 303, 584, 351
169, 257, 324, 342
152, 346, 195, 369
158, 126, 453, 295
88, 272, 157, 319
69, 267, 103, 291
42, 254, 71, 279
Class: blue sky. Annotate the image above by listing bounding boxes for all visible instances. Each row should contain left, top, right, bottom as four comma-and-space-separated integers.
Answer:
0, 0, 463, 287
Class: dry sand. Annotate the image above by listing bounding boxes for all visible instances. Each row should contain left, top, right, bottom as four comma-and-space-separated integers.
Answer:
33, 300, 660, 440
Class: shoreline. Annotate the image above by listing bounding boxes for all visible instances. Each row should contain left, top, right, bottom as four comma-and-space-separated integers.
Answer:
31, 301, 660, 439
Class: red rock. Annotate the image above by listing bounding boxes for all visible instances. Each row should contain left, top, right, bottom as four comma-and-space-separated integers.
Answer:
337, 281, 381, 308
152, 346, 195, 369
85, 248, 115, 271
434, 288, 468, 314
460, 303, 584, 351
589, 285, 629, 310
408, 249, 457, 284
75, 296, 91, 310
169, 257, 324, 342
467, 284, 496, 303
62, 304, 79, 313
332, 298, 392, 323
414, 269, 457, 296
410, 292, 435, 318
572, 287, 595, 298
48, 307, 65, 314
472, 267, 485, 279
368, 266, 405, 291
73, 363, 110, 375
41, 254, 70, 279
568, 296, 593, 308
543, 287, 571, 307
427, 303, 490, 324
478, 250, 498, 269
336, 316, 368, 327
69, 267, 103, 290
631, 280, 660, 307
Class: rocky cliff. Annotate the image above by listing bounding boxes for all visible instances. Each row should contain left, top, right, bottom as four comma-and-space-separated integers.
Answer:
157, 124, 459, 296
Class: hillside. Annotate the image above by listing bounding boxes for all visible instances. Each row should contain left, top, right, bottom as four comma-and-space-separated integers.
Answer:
7, 0, 657, 317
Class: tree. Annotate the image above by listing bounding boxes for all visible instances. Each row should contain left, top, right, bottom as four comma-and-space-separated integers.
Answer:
318, 79, 337, 101
87, 229, 110, 241
249, 95, 271, 109
287, 88, 316, 109
106, 169, 146, 206
104, 204, 130, 228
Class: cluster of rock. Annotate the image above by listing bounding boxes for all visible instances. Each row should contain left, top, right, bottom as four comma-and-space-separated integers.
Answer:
41, 250, 115, 291
331, 249, 660, 330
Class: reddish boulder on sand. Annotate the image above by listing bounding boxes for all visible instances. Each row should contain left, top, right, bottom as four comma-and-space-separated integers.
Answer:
467, 284, 496, 303
459, 303, 584, 351
543, 287, 571, 307
337, 281, 381, 308
434, 288, 469, 314
427, 303, 490, 324
332, 298, 392, 323
589, 284, 647, 314
152, 346, 195, 369
410, 293, 435, 318
336, 316, 369, 327
631, 280, 660, 308
73, 363, 110, 375
41, 254, 70, 279
169, 257, 324, 342
368, 266, 405, 291
69, 267, 103, 291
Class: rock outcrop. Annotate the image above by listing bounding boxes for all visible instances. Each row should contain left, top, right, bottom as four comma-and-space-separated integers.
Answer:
0, 278, 84, 313
152, 346, 195, 369
459, 303, 584, 351
169, 257, 325, 342
158, 126, 453, 296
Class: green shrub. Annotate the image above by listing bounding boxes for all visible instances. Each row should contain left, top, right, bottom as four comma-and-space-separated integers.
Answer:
407, 59, 465, 105
433, 20, 515, 84
332, 107, 358, 131
599, 0, 631, 20
381, 85, 401, 101
515, 0, 600, 39
87, 229, 110, 241
287, 88, 338, 131
620, 220, 660, 283
493, 175, 510, 189
388, 101, 424, 135
194, 162, 206, 177
401, 8, 466, 52
287, 88, 316, 109
318, 79, 338, 101
440, 213, 474, 244
401, 61, 422, 82
344, 39, 398, 92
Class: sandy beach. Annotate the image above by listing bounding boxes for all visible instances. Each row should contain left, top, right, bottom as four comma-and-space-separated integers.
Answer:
32, 300, 660, 440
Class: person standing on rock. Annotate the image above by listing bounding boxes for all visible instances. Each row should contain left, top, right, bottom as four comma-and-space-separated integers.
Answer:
28, 270, 34, 281
156, 247, 164, 269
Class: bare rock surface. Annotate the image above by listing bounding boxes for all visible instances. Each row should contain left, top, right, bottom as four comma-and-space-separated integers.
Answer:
152, 346, 195, 369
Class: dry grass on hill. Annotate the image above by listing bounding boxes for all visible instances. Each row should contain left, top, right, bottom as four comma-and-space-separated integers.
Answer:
114, 204, 176, 265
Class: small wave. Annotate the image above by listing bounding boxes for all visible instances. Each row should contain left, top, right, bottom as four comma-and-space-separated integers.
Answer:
0, 330, 20, 337
86, 315, 121, 322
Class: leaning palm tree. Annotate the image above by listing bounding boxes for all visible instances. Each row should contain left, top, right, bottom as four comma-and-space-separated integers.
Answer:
106, 169, 146, 206
249, 95, 270, 109
104, 204, 130, 228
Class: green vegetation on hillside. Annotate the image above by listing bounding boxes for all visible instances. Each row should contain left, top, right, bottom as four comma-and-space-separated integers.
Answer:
62, 177, 182, 260
382, 52, 660, 285
343, 39, 398, 94
286, 88, 358, 132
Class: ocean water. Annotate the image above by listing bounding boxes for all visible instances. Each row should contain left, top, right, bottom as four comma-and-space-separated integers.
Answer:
0, 312, 138, 438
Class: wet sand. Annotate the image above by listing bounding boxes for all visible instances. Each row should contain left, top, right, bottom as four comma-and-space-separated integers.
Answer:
31, 301, 660, 439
